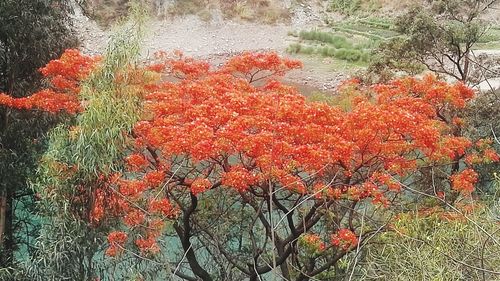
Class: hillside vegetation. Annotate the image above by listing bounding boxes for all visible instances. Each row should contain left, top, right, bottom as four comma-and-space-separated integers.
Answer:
1, 1, 500, 280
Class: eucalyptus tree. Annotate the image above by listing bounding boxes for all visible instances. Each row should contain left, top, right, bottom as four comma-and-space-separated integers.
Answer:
0, 0, 76, 268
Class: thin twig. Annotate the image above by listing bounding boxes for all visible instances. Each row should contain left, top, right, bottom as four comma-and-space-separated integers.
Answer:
272, 172, 338, 231
173, 243, 193, 277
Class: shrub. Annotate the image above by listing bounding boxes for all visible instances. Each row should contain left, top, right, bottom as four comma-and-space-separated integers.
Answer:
334, 48, 370, 62
287, 43, 303, 53
329, 0, 362, 15
299, 30, 352, 49
360, 205, 500, 280
302, 46, 315, 54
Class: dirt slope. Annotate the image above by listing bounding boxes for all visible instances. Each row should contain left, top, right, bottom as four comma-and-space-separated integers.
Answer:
72, 1, 345, 92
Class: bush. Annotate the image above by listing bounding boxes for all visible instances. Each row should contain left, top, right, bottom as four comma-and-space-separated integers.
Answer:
360, 205, 500, 281
288, 41, 371, 63
287, 43, 302, 53
299, 30, 352, 49
334, 48, 370, 62
302, 46, 315, 54
464, 90, 500, 191
329, 0, 362, 15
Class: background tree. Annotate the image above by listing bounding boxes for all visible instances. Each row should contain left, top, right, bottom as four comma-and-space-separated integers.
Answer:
368, 0, 499, 83
0, 0, 76, 269
463, 90, 500, 193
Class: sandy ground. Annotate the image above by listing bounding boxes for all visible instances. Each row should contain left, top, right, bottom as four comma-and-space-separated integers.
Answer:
72, 2, 349, 92
72, 2, 500, 93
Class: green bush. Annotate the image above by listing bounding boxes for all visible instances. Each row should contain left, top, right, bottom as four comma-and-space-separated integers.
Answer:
287, 43, 302, 53
359, 206, 500, 281
329, 0, 362, 15
302, 46, 315, 54
334, 48, 370, 62
299, 30, 352, 49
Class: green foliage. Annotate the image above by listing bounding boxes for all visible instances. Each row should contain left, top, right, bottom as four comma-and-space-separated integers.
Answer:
333, 48, 370, 62
365, 37, 426, 83
464, 90, 500, 191
357, 17, 393, 30
0, 0, 76, 96
329, 0, 362, 15
367, 1, 498, 82
359, 206, 500, 280
23, 6, 149, 280
0, 0, 76, 269
299, 30, 352, 49
290, 30, 372, 63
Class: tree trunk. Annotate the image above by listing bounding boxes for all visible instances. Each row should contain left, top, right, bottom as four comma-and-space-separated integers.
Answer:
0, 192, 6, 245
463, 51, 470, 82
0, 189, 14, 266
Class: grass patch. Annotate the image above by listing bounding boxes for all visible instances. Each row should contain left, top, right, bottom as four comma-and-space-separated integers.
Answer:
477, 26, 500, 43
288, 18, 400, 65
357, 17, 393, 29
298, 30, 353, 49
287, 43, 371, 63
294, 30, 375, 61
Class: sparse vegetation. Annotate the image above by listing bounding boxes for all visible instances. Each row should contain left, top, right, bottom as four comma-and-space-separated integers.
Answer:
81, 0, 290, 26
288, 29, 377, 63
328, 0, 362, 15
288, 42, 371, 63
360, 205, 500, 281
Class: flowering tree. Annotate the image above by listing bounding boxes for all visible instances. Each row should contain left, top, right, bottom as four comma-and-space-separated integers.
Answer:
0, 0, 77, 267
104, 52, 498, 280
1, 50, 497, 280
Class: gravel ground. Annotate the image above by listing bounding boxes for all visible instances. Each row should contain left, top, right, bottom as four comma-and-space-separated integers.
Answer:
72, 1, 346, 92
71, 2, 500, 93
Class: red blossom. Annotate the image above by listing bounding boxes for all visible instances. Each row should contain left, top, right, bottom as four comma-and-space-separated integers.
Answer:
450, 168, 479, 194
331, 229, 358, 250
123, 210, 145, 227
135, 236, 160, 254
191, 178, 212, 195
301, 233, 325, 252
0, 49, 99, 114
125, 154, 149, 171
148, 198, 177, 218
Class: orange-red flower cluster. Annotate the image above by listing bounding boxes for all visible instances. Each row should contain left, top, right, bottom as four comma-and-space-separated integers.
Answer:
450, 168, 479, 193
301, 233, 326, 252
221, 166, 257, 192
124, 210, 145, 227
106, 231, 128, 257
221, 51, 303, 77
125, 153, 150, 171
331, 229, 358, 250
106, 53, 494, 254
0, 49, 100, 114
148, 198, 177, 218
190, 178, 212, 195
135, 236, 160, 254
